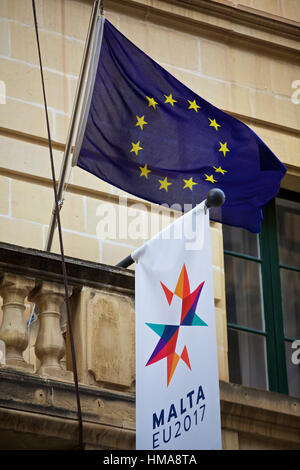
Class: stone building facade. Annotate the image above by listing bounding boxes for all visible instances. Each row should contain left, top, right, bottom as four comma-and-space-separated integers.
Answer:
0, 0, 299, 450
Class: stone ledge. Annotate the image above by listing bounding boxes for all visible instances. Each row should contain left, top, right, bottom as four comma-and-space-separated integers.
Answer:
0, 368, 299, 449
0, 366, 135, 449
0, 407, 135, 450
0, 242, 135, 295
0, 366, 135, 420
220, 381, 300, 448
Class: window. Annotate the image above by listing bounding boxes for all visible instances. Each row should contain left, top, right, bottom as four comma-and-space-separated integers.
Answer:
223, 189, 300, 398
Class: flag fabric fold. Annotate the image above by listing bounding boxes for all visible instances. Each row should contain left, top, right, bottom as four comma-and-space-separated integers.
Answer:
74, 18, 287, 233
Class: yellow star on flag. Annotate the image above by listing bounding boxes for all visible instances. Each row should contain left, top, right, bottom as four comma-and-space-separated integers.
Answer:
187, 99, 201, 112
213, 166, 227, 175
159, 177, 172, 192
209, 118, 221, 131
205, 174, 217, 183
219, 141, 230, 157
183, 177, 198, 191
139, 164, 151, 179
130, 141, 143, 156
146, 96, 158, 109
164, 93, 177, 107
136, 115, 148, 130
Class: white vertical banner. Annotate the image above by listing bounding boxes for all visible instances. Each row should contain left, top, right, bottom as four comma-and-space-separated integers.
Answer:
132, 202, 222, 450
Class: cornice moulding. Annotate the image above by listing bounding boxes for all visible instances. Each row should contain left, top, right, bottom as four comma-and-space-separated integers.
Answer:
175, 0, 300, 36
106, 0, 300, 62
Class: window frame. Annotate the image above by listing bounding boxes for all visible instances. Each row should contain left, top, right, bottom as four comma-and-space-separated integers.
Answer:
224, 188, 300, 396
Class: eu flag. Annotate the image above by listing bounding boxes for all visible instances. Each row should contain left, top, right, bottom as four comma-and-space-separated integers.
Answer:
74, 18, 287, 233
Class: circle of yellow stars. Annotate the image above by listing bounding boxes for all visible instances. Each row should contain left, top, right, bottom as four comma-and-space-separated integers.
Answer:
129, 93, 230, 192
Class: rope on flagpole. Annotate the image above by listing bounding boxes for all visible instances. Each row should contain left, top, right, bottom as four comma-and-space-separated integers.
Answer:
53, 163, 73, 217
32, 0, 83, 450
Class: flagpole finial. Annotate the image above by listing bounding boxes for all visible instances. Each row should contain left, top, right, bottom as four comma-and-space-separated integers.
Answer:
205, 188, 225, 209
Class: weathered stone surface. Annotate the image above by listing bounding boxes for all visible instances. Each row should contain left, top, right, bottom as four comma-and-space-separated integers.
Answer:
0, 242, 135, 294
0, 368, 299, 450
0, 273, 35, 371
29, 281, 73, 380
69, 287, 135, 391
0, 367, 135, 450
220, 381, 300, 449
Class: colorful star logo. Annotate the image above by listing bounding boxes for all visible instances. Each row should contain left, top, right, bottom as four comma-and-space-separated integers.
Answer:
145, 264, 207, 386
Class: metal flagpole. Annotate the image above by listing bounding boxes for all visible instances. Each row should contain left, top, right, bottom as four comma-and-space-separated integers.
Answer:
116, 189, 226, 268
71, 15, 105, 168
45, 0, 102, 252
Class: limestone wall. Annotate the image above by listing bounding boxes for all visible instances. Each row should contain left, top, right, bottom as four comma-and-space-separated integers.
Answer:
232, 0, 300, 21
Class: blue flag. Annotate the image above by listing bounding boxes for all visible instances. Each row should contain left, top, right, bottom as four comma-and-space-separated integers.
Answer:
74, 18, 286, 233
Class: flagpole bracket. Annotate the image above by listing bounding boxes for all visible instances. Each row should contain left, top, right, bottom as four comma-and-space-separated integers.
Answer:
116, 254, 134, 268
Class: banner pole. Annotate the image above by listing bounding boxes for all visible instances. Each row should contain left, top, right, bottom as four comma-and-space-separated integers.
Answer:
45, 0, 101, 252
116, 189, 226, 268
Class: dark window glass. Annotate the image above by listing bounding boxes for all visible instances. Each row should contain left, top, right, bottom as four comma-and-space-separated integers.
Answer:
223, 225, 259, 258
280, 269, 300, 339
276, 199, 300, 268
224, 255, 264, 331
228, 328, 268, 390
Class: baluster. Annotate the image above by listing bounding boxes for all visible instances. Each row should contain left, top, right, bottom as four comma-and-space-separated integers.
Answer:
0, 273, 35, 371
29, 281, 73, 380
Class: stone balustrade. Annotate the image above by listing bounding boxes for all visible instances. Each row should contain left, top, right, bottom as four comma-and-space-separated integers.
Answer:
28, 281, 73, 380
0, 236, 229, 390
0, 241, 135, 389
0, 272, 73, 380
0, 273, 35, 371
